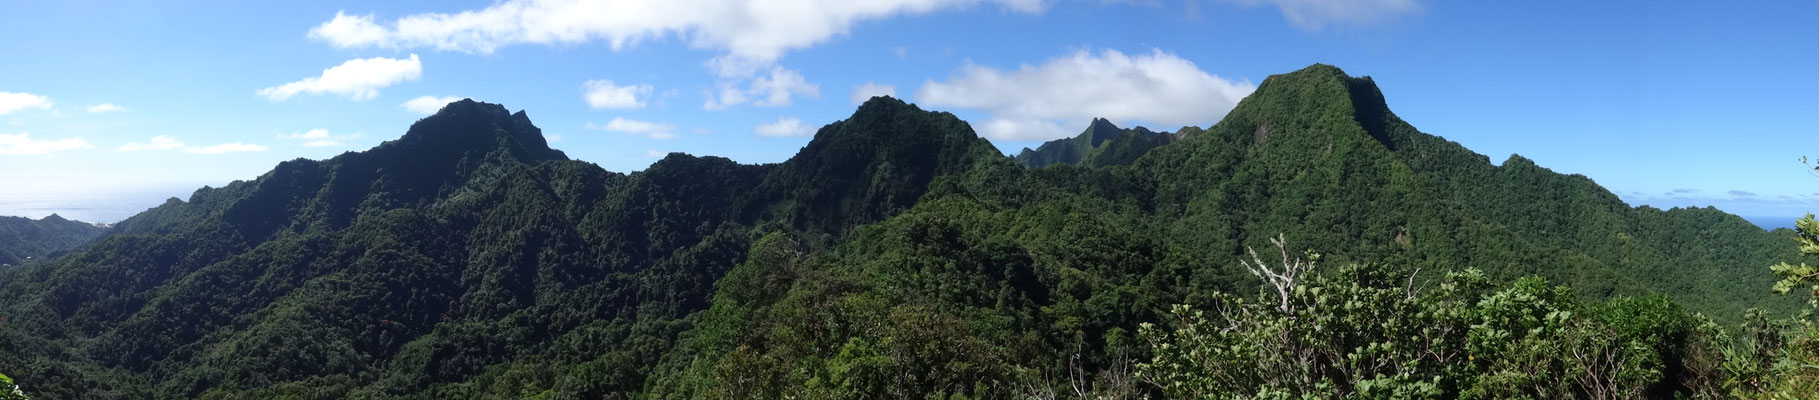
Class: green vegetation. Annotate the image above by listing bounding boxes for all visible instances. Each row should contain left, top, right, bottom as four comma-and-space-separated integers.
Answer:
0, 372, 27, 400
1137, 239, 1819, 398
0, 214, 104, 266
1770, 214, 1819, 308
1014, 118, 1176, 168
0, 66, 1810, 398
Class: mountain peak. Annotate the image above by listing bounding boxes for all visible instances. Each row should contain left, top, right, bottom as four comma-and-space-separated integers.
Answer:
751, 94, 997, 232
1086, 118, 1123, 146
1234, 64, 1402, 150
1013, 117, 1174, 168
385, 99, 567, 163
852, 95, 917, 117
435, 98, 504, 117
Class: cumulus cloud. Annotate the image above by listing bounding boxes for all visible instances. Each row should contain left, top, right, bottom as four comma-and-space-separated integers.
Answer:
118, 135, 268, 154
306, 1, 1045, 69
86, 103, 127, 113
975, 118, 1069, 141
916, 48, 1255, 141
0, 92, 53, 115
705, 66, 819, 110
645, 149, 671, 158
1223, 0, 1421, 32
0, 132, 89, 155
305, 1, 1038, 110
280, 128, 364, 147
258, 54, 423, 101
754, 116, 814, 137
583, 80, 654, 109
401, 95, 464, 114
850, 82, 897, 105
600, 117, 679, 139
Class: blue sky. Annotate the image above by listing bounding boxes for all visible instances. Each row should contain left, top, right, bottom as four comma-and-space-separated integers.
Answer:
2, 0, 1816, 222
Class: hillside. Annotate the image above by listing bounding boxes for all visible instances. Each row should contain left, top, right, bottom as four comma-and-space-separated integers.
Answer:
0, 214, 104, 266
0, 97, 1001, 399
644, 64, 1805, 397
1014, 118, 1176, 168
0, 66, 1806, 399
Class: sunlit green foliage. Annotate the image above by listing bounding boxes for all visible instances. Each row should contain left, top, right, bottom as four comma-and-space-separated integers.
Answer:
1136, 260, 1722, 398
1769, 214, 1819, 306
0, 372, 27, 400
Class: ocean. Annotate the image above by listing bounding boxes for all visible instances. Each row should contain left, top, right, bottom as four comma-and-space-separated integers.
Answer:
0, 189, 197, 224
1742, 215, 1802, 231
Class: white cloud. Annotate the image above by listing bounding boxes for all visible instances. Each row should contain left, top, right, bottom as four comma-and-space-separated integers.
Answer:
850, 82, 897, 105
308, 11, 390, 48
600, 117, 678, 139
118, 135, 269, 154
279, 128, 364, 147
307, 1, 1045, 68
916, 48, 1255, 141
0, 92, 53, 115
644, 149, 670, 158
307, 1, 1037, 110
545, 133, 564, 142
258, 54, 423, 101
116, 135, 185, 151
1223, 0, 1421, 32
86, 103, 127, 113
704, 66, 819, 110
754, 116, 814, 137
582, 80, 653, 109
400, 95, 464, 114
976, 118, 1071, 141
0, 132, 89, 155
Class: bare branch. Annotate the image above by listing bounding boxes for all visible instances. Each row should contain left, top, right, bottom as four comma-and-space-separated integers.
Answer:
1240, 234, 1317, 313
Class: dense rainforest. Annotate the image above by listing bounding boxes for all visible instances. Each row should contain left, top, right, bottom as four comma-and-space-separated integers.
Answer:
0, 64, 1815, 399
0, 215, 104, 267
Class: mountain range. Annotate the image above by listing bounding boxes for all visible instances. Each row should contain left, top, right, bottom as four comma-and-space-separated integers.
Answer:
1013, 118, 1176, 168
0, 64, 1801, 399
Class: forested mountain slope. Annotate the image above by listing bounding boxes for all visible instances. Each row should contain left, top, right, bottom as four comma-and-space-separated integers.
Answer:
0, 98, 998, 399
0, 66, 1801, 399
643, 64, 1803, 397
0, 214, 104, 266
1013, 118, 1176, 168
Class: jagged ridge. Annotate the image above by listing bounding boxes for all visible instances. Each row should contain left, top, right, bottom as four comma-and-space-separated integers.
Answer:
1014, 118, 1176, 168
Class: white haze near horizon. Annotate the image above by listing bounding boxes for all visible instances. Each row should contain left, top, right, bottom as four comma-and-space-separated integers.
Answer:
0, 186, 202, 224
